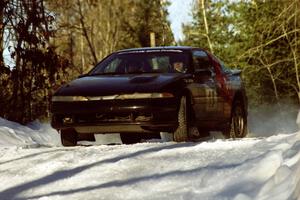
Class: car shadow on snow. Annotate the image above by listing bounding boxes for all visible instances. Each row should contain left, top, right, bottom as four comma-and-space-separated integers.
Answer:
0, 142, 200, 199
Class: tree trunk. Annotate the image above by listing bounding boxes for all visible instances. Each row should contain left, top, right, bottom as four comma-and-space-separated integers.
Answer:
199, 0, 214, 53
266, 66, 279, 102
77, 0, 98, 65
0, 0, 4, 66
293, 0, 300, 104
80, 23, 85, 74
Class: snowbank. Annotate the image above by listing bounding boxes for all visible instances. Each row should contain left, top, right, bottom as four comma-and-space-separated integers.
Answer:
0, 118, 61, 147
232, 133, 300, 200
297, 109, 300, 129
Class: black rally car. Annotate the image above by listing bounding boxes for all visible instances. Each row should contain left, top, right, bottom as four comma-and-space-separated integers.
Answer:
51, 46, 247, 146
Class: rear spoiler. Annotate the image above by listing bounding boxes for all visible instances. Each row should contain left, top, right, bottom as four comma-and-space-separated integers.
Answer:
231, 69, 242, 76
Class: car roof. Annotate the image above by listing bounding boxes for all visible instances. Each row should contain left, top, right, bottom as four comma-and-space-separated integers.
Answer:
116, 46, 205, 54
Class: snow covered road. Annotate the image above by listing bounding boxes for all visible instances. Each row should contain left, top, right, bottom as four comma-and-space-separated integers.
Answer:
0, 118, 300, 200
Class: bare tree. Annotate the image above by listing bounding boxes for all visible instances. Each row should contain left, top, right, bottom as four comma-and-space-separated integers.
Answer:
239, 0, 300, 104
76, 0, 98, 65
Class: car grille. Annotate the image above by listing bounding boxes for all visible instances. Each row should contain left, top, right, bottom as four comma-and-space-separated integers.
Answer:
75, 112, 153, 123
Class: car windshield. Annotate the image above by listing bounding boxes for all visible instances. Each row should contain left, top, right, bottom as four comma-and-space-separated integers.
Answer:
89, 51, 190, 75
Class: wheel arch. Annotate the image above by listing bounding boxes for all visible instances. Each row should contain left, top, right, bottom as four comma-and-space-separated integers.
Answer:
232, 90, 248, 115
178, 88, 196, 123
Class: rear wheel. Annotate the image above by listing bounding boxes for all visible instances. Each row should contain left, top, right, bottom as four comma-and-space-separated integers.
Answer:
61, 128, 78, 146
223, 100, 247, 138
173, 96, 189, 142
120, 133, 142, 144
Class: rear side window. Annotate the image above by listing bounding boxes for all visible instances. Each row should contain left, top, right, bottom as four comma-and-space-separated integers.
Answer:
192, 50, 212, 71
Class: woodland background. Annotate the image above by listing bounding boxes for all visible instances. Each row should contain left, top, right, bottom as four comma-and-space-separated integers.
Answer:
0, 0, 299, 124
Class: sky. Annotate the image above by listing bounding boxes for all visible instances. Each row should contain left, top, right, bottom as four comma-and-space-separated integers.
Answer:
167, 0, 194, 41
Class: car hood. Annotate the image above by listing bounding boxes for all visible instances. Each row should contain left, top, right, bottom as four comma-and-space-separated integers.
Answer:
54, 73, 185, 96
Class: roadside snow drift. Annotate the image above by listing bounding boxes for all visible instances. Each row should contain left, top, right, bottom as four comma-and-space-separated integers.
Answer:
0, 118, 61, 147
0, 118, 300, 200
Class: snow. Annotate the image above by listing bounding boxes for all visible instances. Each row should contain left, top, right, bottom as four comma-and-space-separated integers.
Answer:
297, 110, 300, 129
0, 117, 300, 200
0, 118, 61, 147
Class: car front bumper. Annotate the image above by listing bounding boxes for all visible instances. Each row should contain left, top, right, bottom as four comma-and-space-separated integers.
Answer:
51, 98, 179, 133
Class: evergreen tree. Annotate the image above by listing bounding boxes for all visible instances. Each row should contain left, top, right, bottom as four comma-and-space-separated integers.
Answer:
121, 0, 174, 48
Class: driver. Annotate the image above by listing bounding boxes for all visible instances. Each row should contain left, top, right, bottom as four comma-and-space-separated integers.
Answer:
173, 61, 184, 72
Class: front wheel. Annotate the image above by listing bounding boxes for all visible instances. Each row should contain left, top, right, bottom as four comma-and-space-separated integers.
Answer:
61, 128, 78, 146
223, 101, 247, 138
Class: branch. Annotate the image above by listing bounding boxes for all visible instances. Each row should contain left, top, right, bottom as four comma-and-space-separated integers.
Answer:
239, 29, 300, 59
282, 20, 300, 102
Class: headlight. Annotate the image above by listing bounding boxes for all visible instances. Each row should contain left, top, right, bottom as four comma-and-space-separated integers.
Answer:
116, 93, 174, 99
150, 93, 174, 98
52, 96, 88, 102
52, 93, 174, 102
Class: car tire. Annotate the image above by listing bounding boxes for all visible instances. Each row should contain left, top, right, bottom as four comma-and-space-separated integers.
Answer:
223, 100, 247, 138
120, 133, 142, 144
61, 128, 78, 146
173, 96, 189, 142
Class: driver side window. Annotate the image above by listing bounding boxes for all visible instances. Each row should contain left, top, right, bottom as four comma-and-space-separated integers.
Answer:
104, 58, 122, 73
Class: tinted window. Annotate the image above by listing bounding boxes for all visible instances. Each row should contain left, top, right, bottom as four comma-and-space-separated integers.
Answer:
90, 51, 189, 74
210, 54, 230, 74
103, 58, 122, 73
192, 50, 212, 71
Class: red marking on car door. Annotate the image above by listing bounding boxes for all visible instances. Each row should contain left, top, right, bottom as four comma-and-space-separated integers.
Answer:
209, 55, 233, 103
